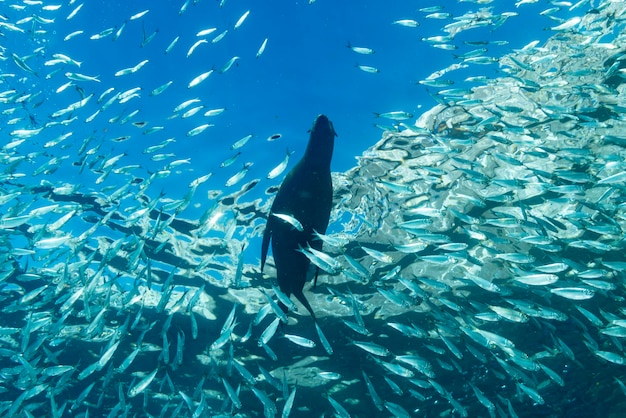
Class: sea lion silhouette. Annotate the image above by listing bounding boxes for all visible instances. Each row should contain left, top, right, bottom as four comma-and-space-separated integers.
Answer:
261, 114, 336, 320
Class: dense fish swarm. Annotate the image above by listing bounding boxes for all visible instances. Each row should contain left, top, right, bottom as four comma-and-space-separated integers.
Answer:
2, 0, 626, 417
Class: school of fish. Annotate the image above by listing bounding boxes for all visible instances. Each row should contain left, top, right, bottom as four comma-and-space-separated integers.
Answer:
1, 0, 626, 417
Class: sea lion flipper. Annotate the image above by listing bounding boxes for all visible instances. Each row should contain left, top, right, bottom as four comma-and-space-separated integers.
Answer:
292, 288, 317, 322
260, 219, 273, 272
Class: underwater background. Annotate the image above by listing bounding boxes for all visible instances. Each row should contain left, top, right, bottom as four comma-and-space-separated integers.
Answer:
2, 0, 626, 417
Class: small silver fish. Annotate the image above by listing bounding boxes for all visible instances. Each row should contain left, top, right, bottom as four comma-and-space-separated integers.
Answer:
225, 162, 253, 187
267, 149, 293, 179
220, 56, 240, 73
272, 213, 303, 231
284, 334, 316, 348
256, 38, 268, 58
188, 70, 213, 88
128, 368, 158, 398
231, 133, 253, 150
186, 124, 213, 137
234, 10, 250, 30
393, 19, 419, 27
357, 64, 380, 73
374, 110, 413, 120
347, 42, 375, 55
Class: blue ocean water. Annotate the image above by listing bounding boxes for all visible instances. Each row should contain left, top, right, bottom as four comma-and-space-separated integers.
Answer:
3, 1, 619, 417
7, 0, 568, 257
72, 0, 553, 180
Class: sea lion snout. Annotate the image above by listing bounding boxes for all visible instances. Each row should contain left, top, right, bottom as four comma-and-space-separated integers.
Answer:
312, 114, 337, 138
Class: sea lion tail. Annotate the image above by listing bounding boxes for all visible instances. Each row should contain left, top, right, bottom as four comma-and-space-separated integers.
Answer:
313, 267, 319, 289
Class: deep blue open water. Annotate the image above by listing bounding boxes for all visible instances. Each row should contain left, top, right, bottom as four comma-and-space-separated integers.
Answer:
2, 1, 624, 417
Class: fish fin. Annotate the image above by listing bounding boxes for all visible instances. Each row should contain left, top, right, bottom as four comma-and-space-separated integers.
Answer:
313, 267, 319, 289
292, 289, 316, 321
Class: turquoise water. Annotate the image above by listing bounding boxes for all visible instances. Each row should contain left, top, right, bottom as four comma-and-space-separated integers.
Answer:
2, 0, 625, 417
3, 0, 556, 209
3, 0, 559, 256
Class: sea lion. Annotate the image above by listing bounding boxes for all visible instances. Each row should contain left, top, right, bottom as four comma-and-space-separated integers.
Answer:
261, 114, 336, 320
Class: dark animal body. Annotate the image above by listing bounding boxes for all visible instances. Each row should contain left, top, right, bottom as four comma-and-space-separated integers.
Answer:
261, 114, 336, 320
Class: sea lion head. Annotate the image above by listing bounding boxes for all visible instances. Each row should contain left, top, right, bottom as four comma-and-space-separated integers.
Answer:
305, 114, 336, 167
